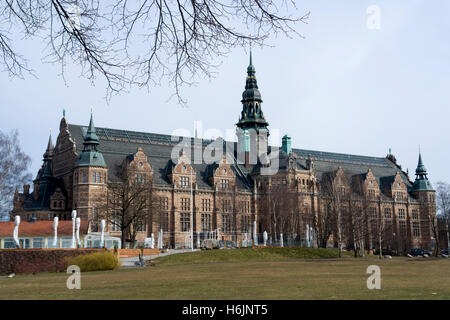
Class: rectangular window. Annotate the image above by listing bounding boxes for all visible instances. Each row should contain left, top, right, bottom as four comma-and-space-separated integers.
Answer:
33, 238, 43, 248
181, 198, 190, 211
160, 197, 169, 210
74, 172, 78, 184
3, 238, 16, 248
180, 176, 189, 188
241, 215, 250, 232
201, 213, 211, 232
399, 220, 406, 233
222, 214, 231, 233
159, 212, 169, 232
202, 199, 211, 212
384, 208, 392, 219
222, 199, 231, 212
220, 179, 229, 189
180, 213, 190, 232
135, 220, 146, 232
412, 209, 419, 220
398, 209, 405, 220
82, 171, 88, 183
369, 207, 377, 219
135, 173, 145, 184
92, 172, 96, 183
97, 172, 101, 183
110, 218, 120, 232
368, 189, 375, 199
242, 201, 250, 213
413, 222, 420, 237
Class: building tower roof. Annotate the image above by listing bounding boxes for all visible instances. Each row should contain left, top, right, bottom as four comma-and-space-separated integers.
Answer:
75, 112, 107, 168
236, 50, 269, 132
411, 152, 434, 192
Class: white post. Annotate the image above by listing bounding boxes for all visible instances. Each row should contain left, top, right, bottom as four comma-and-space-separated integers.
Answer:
280, 232, 284, 247
13, 215, 20, 248
53, 217, 59, 247
71, 210, 77, 248
75, 217, 81, 247
100, 219, 106, 248
244, 233, 248, 247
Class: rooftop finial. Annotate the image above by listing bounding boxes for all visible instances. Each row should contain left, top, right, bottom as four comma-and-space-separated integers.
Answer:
63, 109, 66, 118
250, 41, 253, 66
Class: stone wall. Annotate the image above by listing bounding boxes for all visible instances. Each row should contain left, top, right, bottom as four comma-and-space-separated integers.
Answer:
0, 248, 105, 274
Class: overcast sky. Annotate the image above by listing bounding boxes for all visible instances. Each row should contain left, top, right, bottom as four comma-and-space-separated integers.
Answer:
1, 0, 449, 186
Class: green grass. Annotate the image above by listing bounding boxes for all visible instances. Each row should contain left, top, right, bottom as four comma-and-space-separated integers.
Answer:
0, 249, 448, 300
153, 247, 354, 265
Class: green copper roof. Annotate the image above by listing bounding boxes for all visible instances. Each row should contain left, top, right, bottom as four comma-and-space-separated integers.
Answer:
411, 153, 434, 192
76, 151, 107, 168
75, 113, 106, 168
84, 113, 100, 146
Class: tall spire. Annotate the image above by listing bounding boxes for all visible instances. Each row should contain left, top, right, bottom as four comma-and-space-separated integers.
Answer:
237, 50, 268, 132
83, 112, 100, 150
411, 151, 433, 191
39, 131, 54, 181
43, 130, 54, 160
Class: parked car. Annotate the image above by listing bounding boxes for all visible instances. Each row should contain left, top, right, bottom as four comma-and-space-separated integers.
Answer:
373, 248, 395, 256
440, 248, 449, 255
410, 248, 432, 257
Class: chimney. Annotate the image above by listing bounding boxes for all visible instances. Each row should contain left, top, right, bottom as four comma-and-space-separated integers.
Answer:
23, 184, 30, 195
282, 134, 292, 155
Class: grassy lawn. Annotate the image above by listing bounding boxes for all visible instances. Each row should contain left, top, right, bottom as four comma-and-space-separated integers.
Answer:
0, 248, 448, 300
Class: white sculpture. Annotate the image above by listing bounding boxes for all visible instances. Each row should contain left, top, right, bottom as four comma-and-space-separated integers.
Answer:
306, 223, 310, 247
263, 231, 268, 247
100, 219, 106, 248
280, 233, 284, 247
197, 231, 200, 248
253, 221, 258, 246
157, 229, 163, 249
53, 217, 59, 247
71, 210, 77, 248
75, 217, 81, 247
13, 215, 20, 248
150, 232, 155, 249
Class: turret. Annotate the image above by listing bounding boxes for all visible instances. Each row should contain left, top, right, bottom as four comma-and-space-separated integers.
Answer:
236, 50, 269, 165
72, 112, 108, 225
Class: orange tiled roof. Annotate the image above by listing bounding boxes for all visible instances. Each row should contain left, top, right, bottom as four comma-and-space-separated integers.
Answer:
0, 220, 88, 237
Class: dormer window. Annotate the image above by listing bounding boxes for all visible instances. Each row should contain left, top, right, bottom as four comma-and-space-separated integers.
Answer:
180, 176, 189, 188
135, 173, 146, 184
220, 179, 229, 189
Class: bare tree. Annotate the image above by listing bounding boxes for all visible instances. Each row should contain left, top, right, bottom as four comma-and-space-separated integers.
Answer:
0, 130, 31, 215
436, 181, 449, 252
320, 171, 348, 257
101, 163, 156, 247
0, 1, 309, 101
